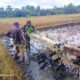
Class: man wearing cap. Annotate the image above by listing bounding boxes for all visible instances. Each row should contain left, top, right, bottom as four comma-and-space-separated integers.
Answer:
7, 21, 25, 63
22, 20, 35, 64
22, 20, 35, 49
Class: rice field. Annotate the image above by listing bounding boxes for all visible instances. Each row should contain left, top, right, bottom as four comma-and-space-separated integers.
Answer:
0, 14, 80, 80
0, 13, 80, 33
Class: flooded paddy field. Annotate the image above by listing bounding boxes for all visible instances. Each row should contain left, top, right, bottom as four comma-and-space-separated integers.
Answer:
2, 24, 80, 80
31, 24, 80, 53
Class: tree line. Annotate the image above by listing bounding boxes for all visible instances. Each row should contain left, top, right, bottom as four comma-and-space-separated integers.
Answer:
0, 3, 80, 18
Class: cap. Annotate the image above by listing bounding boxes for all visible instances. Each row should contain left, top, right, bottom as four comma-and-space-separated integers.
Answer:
13, 21, 20, 26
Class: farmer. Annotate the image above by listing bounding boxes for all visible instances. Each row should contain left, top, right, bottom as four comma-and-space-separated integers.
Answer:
22, 20, 35, 64
22, 20, 35, 49
7, 21, 25, 63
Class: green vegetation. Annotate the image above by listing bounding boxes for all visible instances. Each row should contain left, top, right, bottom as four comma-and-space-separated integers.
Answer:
0, 3, 80, 17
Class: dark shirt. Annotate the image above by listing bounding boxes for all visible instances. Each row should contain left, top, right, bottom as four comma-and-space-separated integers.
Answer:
7, 28, 23, 44
6, 31, 11, 37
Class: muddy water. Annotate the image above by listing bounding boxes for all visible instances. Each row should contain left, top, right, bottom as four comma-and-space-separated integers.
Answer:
2, 24, 80, 80
38, 25, 80, 46
30, 24, 80, 80
2, 38, 79, 80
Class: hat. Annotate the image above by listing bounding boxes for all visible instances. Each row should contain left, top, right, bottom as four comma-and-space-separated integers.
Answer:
26, 20, 31, 23
13, 21, 20, 26
26, 20, 31, 25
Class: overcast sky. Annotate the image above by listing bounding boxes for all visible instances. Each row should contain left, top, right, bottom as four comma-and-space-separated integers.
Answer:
0, 0, 80, 9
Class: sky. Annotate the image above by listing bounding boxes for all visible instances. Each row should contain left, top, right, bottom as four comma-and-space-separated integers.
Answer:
0, 0, 80, 9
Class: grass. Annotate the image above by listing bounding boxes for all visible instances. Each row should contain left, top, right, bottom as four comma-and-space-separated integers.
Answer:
0, 40, 25, 80
0, 13, 80, 33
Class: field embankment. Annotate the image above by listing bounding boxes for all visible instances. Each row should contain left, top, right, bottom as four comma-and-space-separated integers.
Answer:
0, 40, 25, 80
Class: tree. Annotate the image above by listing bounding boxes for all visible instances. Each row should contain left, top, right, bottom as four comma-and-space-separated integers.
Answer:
64, 3, 78, 14
14, 8, 22, 17
0, 7, 6, 17
77, 5, 80, 13
36, 6, 40, 16
6, 5, 14, 17
0, 4, 79, 18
